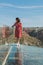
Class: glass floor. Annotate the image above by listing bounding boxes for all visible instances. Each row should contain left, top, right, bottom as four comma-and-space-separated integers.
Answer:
0, 44, 43, 65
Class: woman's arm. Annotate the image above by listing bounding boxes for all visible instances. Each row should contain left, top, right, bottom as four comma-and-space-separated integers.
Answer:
12, 23, 15, 27
12, 22, 17, 27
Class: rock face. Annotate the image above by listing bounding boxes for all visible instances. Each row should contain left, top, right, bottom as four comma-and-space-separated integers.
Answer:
6, 31, 42, 47
0, 27, 43, 47
23, 27, 43, 47
22, 31, 42, 46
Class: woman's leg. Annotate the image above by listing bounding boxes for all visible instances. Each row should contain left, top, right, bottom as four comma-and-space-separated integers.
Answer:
16, 38, 21, 47
17, 38, 20, 44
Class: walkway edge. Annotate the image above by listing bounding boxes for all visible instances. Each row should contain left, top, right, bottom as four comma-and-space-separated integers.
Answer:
2, 46, 12, 65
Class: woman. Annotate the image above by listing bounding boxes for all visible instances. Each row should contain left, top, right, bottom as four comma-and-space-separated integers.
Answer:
12, 18, 22, 47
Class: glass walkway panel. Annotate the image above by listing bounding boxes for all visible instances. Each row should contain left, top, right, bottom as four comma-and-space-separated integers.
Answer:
0, 44, 43, 65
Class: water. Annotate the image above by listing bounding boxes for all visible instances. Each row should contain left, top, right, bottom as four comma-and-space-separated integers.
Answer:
0, 44, 43, 65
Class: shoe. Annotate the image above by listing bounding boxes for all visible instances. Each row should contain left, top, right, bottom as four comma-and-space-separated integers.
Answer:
5, 42, 8, 45
17, 42, 20, 48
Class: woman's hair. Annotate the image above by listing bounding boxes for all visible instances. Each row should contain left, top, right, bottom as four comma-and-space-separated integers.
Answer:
16, 17, 20, 23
